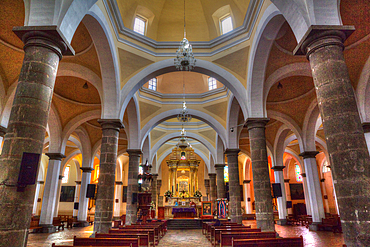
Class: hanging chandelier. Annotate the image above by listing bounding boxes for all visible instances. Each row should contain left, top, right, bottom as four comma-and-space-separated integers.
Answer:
174, 0, 196, 71
177, 76, 192, 123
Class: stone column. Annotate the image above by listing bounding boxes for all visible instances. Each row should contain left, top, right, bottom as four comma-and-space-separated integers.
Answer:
301, 173, 312, 216
32, 181, 43, 215
209, 173, 217, 203
39, 153, 66, 232
299, 152, 325, 230
295, 26, 370, 245
246, 119, 274, 231
93, 119, 123, 234
204, 179, 210, 200
125, 149, 142, 225
189, 167, 194, 195
0, 26, 73, 246
215, 164, 226, 199
113, 181, 123, 219
173, 167, 177, 195
320, 179, 330, 214
73, 181, 81, 217
78, 167, 93, 223
195, 166, 199, 191
271, 166, 287, 225
284, 179, 293, 215
243, 180, 252, 214
53, 175, 64, 217
157, 180, 162, 208
225, 149, 242, 223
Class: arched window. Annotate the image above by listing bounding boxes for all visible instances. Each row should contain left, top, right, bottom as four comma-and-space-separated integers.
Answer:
138, 166, 143, 184
62, 166, 70, 183
148, 78, 157, 91
322, 160, 331, 173
224, 165, 229, 182
220, 15, 233, 34
133, 16, 146, 35
208, 77, 217, 90
295, 164, 302, 182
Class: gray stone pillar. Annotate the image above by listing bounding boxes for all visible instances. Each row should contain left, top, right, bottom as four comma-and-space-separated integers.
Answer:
225, 149, 242, 223
78, 167, 93, 223
300, 173, 312, 215
209, 173, 217, 203
271, 166, 287, 225
40, 153, 66, 233
320, 179, 330, 214
53, 175, 64, 217
246, 119, 274, 231
215, 164, 226, 199
204, 179, 210, 200
0, 26, 73, 246
299, 152, 325, 230
93, 119, 123, 234
295, 26, 370, 245
125, 149, 142, 225
157, 180, 162, 207
73, 181, 81, 217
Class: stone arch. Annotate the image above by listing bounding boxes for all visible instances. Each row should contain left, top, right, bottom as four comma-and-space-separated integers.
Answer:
140, 109, 227, 148
356, 54, 370, 122
247, 4, 285, 117
274, 125, 292, 167
48, 103, 63, 153
126, 97, 140, 149
149, 132, 216, 172
119, 59, 248, 120
302, 99, 320, 151
227, 96, 243, 149
74, 126, 92, 168
0, 82, 17, 127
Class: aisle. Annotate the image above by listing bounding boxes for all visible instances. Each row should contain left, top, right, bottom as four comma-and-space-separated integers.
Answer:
159, 229, 211, 247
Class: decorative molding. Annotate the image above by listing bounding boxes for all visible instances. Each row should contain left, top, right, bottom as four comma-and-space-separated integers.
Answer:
53, 92, 101, 107
284, 179, 290, 183
243, 180, 251, 184
266, 88, 315, 105
80, 167, 94, 173
45, 153, 66, 160
139, 86, 227, 99
103, 0, 264, 56
299, 151, 319, 159
271, 166, 285, 171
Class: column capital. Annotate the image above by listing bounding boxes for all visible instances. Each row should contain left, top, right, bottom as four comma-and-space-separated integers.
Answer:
243, 180, 251, 184
152, 173, 159, 177
293, 25, 355, 57
0, 125, 6, 137
98, 119, 124, 131
37, 181, 45, 185
320, 178, 325, 183
215, 164, 226, 169
271, 166, 285, 171
45, 153, 66, 160
245, 118, 270, 130
13, 25, 75, 58
284, 179, 290, 183
224, 149, 240, 155
362, 122, 370, 133
126, 149, 142, 156
300, 173, 306, 178
299, 151, 319, 159
115, 181, 123, 185
58, 175, 64, 180
208, 173, 217, 178
80, 167, 94, 173
75, 181, 81, 185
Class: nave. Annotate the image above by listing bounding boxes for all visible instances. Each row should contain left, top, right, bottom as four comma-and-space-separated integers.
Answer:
27, 220, 344, 247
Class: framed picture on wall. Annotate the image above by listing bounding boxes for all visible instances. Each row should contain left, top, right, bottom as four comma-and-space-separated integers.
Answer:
202, 201, 213, 217
60, 186, 75, 202
290, 183, 305, 200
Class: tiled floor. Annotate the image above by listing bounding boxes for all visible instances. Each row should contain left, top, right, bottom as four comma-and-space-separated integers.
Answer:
27, 221, 345, 247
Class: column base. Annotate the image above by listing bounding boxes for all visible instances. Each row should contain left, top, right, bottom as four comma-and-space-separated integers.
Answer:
39, 224, 56, 233
309, 222, 320, 231
277, 219, 287, 225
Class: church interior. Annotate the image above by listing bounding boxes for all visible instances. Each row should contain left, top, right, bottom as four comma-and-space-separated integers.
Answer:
0, 0, 370, 246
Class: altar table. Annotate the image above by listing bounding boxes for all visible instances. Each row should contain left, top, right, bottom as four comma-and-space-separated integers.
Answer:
172, 207, 196, 218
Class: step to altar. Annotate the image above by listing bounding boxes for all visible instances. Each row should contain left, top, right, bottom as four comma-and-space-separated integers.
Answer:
167, 219, 202, 229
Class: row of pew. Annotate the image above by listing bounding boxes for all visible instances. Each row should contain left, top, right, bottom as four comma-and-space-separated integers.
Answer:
51, 220, 167, 247
202, 220, 304, 247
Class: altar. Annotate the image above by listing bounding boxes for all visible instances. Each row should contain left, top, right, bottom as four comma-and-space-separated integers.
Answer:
172, 207, 196, 218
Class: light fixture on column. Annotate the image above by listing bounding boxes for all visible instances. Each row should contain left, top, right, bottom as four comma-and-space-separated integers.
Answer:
174, 0, 196, 71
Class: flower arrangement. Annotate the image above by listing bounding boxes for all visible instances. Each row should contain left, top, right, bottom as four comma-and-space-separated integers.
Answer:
179, 191, 189, 198
164, 190, 173, 198
194, 190, 202, 198
150, 201, 156, 209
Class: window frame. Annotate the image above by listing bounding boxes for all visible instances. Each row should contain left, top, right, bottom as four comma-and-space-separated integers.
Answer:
148, 78, 157, 91
220, 14, 233, 35
133, 15, 147, 35
208, 77, 217, 90
62, 165, 70, 184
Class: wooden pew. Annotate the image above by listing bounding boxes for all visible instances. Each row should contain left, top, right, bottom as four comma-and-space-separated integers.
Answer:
132, 221, 166, 237
318, 216, 342, 233
212, 227, 257, 246
209, 225, 249, 242
120, 225, 160, 244
53, 217, 64, 231
29, 218, 42, 233
206, 223, 242, 239
232, 236, 304, 247
203, 221, 215, 235
95, 233, 149, 247
219, 231, 276, 247
51, 236, 139, 247
110, 228, 155, 246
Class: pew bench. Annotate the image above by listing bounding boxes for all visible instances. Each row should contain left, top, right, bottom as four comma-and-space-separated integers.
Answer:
53, 217, 64, 231
318, 217, 342, 233
29, 219, 42, 233
212, 227, 257, 246
219, 231, 276, 247
51, 236, 139, 247
95, 233, 149, 247
110, 228, 155, 246
119, 225, 160, 244
232, 236, 304, 247
206, 223, 242, 240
